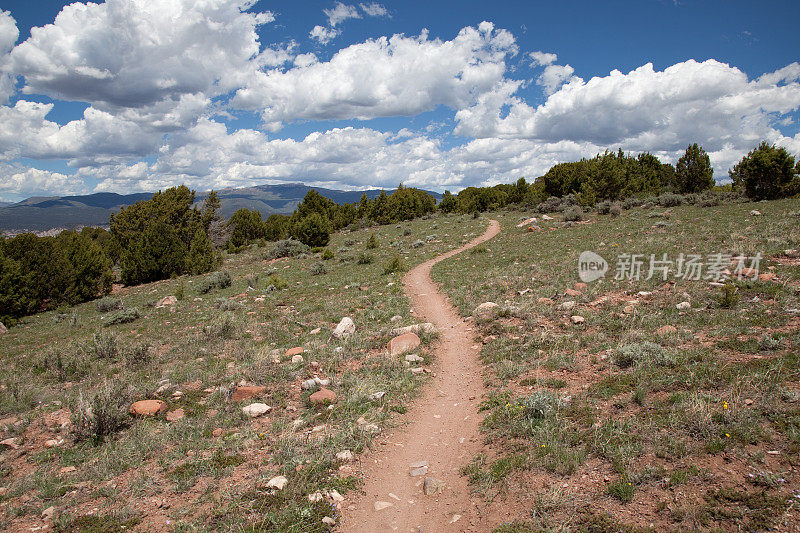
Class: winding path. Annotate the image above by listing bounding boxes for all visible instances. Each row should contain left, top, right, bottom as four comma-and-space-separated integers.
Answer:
340, 219, 501, 532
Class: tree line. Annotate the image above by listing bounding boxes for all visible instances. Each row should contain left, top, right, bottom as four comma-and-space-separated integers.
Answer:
1, 139, 796, 324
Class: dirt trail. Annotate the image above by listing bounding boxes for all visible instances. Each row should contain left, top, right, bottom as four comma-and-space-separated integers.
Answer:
340, 219, 501, 533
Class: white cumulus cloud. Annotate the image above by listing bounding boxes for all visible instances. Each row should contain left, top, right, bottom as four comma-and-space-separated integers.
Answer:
310, 25, 340, 44
359, 3, 389, 17
529, 50, 557, 66
324, 2, 361, 27
0, 10, 19, 103
7, 0, 274, 117
456, 59, 800, 173
234, 22, 517, 130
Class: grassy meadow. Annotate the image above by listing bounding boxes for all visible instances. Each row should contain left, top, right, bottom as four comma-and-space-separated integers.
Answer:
432, 198, 800, 532
0, 213, 484, 532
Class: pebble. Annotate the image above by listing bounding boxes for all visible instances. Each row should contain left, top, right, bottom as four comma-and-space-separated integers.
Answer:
423, 476, 445, 495
374, 501, 392, 511
266, 475, 288, 491
336, 450, 354, 461
242, 403, 271, 417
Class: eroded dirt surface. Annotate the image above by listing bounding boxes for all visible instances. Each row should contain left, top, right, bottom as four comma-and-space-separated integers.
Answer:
340, 220, 501, 532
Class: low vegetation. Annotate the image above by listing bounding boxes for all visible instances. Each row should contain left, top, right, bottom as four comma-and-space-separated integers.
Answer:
0, 212, 484, 531
433, 197, 800, 531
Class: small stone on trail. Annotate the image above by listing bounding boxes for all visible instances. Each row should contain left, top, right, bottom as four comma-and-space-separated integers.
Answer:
129, 399, 167, 417
266, 475, 288, 491
405, 353, 424, 363
570, 315, 585, 324
449, 514, 462, 524
410, 466, 428, 477
410, 367, 425, 375
322, 517, 336, 525
374, 501, 393, 511
745, 399, 753, 405
291, 354, 304, 364
242, 403, 271, 417
423, 476, 446, 495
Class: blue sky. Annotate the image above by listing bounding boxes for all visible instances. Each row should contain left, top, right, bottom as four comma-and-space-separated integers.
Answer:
0, 0, 798, 201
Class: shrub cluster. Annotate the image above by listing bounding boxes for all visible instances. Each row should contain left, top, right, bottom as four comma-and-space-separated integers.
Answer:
197, 270, 232, 294
0, 230, 114, 324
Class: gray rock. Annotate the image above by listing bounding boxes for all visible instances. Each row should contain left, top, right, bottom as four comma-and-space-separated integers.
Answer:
368, 391, 386, 401
301, 379, 318, 391
242, 403, 271, 417
391, 323, 437, 336
332, 317, 355, 338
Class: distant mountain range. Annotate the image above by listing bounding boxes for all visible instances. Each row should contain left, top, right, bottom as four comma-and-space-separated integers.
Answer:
0, 184, 442, 234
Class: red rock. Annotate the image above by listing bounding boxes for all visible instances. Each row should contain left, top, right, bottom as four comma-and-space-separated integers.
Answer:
387, 332, 421, 356
231, 385, 267, 402
309, 388, 337, 405
564, 288, 582, 297
129, 400, 167, 417
212, 428, 223, 437
573, 282, 588, 291
537, 297, 553, 304
286, 346, 304, 357
656, 325, 678, 336
759, 272, 776, 282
